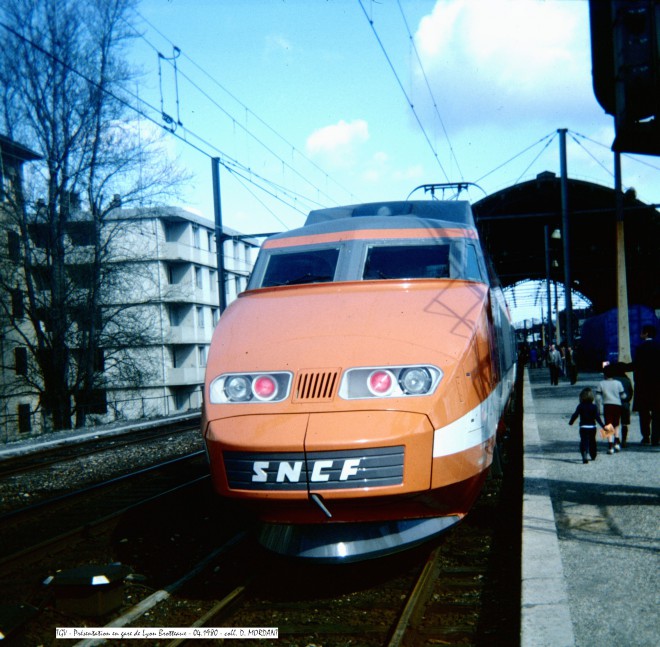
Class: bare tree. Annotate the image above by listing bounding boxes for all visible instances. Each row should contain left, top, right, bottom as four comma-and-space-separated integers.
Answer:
0, 0, 189, 430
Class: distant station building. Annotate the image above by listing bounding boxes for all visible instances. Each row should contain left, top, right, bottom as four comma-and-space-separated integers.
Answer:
0, 133, 259, 441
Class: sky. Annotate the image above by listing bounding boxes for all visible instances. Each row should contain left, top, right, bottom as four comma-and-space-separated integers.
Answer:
129, 0, 659, 323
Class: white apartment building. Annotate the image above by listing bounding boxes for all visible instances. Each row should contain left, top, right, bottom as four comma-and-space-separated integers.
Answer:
103, 205, 260, 421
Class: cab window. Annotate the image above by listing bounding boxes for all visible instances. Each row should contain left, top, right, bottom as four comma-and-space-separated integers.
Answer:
363, 244, 450, 280
261, 248, 339, 287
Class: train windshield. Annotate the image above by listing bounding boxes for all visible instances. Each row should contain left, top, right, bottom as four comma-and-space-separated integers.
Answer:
363, 244, 450, 280
261, 248, 340, 287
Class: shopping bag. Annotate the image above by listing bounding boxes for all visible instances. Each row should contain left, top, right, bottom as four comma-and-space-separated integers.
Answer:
599, 424, 615, 439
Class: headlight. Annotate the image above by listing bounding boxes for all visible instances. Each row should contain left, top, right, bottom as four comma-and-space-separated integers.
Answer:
209, 372, 292, 404
224, 375, 251, 402
339, 365, 442, 399
399, 367, 433, 395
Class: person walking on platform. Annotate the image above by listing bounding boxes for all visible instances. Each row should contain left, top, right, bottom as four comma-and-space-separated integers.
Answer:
529, 346, 538, 369
596, 364, 626, 454
630, 324, 660, 446
547, 344, 562, 385
612, 362, 633, 448
569, 387, 607, 463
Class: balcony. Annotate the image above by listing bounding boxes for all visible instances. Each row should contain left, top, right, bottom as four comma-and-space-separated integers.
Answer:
167, 366, 206, 386
163, 242, 215, 267
168, 325, 212, 344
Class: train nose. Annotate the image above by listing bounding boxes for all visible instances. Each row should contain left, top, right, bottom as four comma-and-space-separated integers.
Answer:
205, 410, 434, 499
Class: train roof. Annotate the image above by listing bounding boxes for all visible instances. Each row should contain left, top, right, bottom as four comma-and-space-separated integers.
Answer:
260, 201, 480, 247
305, 200, 475, 227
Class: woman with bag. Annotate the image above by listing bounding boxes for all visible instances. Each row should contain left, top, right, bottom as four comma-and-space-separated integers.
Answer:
595, 364, 626, 454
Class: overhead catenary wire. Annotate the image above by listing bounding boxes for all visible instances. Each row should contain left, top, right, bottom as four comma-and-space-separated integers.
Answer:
511, 135, 556, 187
157, 45, 183, 129
358, 0, 451, 183
475, 131, 557, 184
132, 9, 355, 203
153, 50, 343, 209
0, 19, 319, 225
396, 0, 464, 181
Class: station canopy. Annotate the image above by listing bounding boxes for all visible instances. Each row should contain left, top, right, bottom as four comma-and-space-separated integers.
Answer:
472, 171, 659, 316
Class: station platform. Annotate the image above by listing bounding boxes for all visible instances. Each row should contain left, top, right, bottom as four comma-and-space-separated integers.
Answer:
521, 368, 659, 647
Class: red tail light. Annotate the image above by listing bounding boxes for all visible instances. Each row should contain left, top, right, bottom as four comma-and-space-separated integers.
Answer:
253, 375, 278, 401
367, 370, 395, 396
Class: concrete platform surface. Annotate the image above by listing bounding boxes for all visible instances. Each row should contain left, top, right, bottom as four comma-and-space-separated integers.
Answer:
522, 368, 659, 647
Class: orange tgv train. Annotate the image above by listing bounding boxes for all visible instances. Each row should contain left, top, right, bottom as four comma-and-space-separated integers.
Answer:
202, 197, 517, 562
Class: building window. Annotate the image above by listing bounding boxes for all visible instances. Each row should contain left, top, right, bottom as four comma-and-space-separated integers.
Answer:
11, 289, 24, 319
31, 267, 50, 291
212, 308, 219, 326
15, 347, 28, 375
67, 264, 94, 289
195, 266, 202, 289
168, 263, 185, 285
207, 231, 214, 253
28, 223, 50, 249
18, 404, 31, 433
192, 225, 200, 248
68, 221, 94, 246
198, 345, 207, 367
7, 230, 20, 261
175, 390, 189, 410
164, 224, 176, 243
197, 306, 204, 328
169, 305, 181, 327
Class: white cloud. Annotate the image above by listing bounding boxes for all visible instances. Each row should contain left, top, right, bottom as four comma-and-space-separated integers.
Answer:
414, 0, 595, 131
305, 118, 370, 167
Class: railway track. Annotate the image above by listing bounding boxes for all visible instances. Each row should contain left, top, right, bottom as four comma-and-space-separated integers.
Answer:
0, 451, 209, 567
0, 416, 201, 480
1, 372, 522, 646
0, 442, 520, 646
32, 460, 518, 647
191, 465, 520, 647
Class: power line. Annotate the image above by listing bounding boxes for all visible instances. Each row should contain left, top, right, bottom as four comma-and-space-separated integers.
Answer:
475, 131, 557, 184
357, 0, 450, 183
569, 129, 660, 173
396, 0, 464, 181
512, 135, 556, 186
0, 19, 211, 161
0, 18, 320, 221
132, 9, 355, 203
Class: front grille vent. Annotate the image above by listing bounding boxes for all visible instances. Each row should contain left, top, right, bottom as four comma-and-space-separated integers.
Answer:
293, 369, 340, 403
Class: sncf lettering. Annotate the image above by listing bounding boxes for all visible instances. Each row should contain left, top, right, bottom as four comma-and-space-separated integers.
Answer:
310, 460, 333, 482
339, 458, 361, 480
276, 461, 303, 482
250, 457, 363, 483
252, 461, 269, 482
